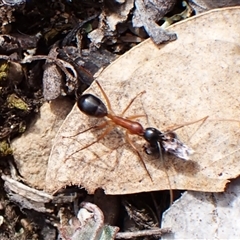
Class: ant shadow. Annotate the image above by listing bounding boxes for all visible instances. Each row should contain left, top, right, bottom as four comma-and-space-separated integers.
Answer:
146, 150, 200, 177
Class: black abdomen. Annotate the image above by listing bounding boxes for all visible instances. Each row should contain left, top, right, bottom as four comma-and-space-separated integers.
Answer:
77, 94, 108, 118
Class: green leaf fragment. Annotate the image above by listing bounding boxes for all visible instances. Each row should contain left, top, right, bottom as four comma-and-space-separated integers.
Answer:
0, 140, 12, 157
7, 94, 29, 111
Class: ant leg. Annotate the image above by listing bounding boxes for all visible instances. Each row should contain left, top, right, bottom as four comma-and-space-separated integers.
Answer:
121, 91, 146, 117
95, 80, 115, 114
125, 131, 153, 181
64, 124, 114, 162
209, 118, 240, 123
126, 114, 146, 120
63, 121, 109, 138
95, 80, 146, 117
165, 116, 208, 132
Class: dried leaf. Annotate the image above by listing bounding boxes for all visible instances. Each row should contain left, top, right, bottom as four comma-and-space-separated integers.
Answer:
189, 0, 240, 13
12, 99, 73, 189
46, 7, 240, 194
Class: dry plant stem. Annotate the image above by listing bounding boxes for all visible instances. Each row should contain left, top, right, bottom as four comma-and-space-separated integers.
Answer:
115, 228, 171, 239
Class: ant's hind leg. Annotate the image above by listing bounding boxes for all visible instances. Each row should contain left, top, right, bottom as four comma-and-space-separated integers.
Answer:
126, 114, 146, 120
78, 124, 114, 151
63, 121, 109, 138
64, 124, 114, 162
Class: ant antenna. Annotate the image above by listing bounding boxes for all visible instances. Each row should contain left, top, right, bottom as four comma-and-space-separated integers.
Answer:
156, 141, 173, 206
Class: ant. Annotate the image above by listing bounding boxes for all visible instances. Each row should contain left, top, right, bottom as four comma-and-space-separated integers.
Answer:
67, 80, 208, 205
77, 80, 151, 179
74, 80, 200, 182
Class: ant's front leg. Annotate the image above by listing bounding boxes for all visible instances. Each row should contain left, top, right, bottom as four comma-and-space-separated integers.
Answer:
120, 91, 146, 117
163, 116, 208, 133
125, 131, 153, 181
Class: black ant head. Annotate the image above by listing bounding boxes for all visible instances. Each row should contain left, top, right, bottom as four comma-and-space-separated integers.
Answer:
143, 127, 164, 144
143, 128, 164, 155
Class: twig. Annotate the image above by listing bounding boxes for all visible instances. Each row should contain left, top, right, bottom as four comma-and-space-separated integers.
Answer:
115, 228, 171, 239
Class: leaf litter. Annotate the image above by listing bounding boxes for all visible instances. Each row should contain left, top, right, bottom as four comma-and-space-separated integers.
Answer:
46, 7, 240, 195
